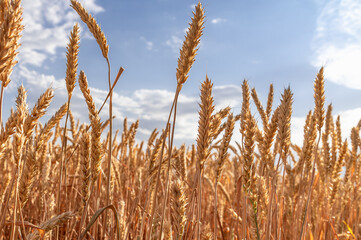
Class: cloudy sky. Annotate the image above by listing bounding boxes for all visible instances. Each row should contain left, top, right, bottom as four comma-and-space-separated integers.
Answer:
5, 0, 361, 146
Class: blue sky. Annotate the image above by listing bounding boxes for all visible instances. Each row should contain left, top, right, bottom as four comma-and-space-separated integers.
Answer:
5, 0, 361, 145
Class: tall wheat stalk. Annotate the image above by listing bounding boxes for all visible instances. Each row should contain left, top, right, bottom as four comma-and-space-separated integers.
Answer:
56, 24, 79, 237
148, 3, 204, 239
0, 0, 23, 128
299, 67, 325, 240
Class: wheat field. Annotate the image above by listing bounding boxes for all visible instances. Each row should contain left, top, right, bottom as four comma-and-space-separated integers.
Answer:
0, 1, 360, 239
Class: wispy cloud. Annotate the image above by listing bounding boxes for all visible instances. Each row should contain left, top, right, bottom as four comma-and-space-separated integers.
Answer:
165, 35, 183, 53
312, 0, 361, 89
78, 0, 104, 13
140, 36, 154, 51
189, 4, 196, 9
211, 18, 226, 24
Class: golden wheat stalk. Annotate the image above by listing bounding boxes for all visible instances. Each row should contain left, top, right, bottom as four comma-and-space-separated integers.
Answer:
0, 109, 17, 160
196, 76, 215, 171
0, 0, 23, 88
65, 23, 80, 97
9, 85, 28, 239
170, 179, 187, 238
277, 87, 293, 165
243, 113, 256, 196
23, 88, 54, 139
194, 76, 215, 239
70, 0, 108, 59
251, 88, 268, 128
266, 84, 274, 119
314, 67, 325, 132
176, 2, 205, 88
0, 0, 23, 129
80, 131, 91, 210
78, 70, 103, 182
300, 113, 317, 174
240, 80, 250, 137
215, 114, 235, 181
26, 212, 74, 240
37, 103, 68, 145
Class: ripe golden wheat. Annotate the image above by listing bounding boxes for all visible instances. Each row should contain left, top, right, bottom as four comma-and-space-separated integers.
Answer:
0, 1, 360, 240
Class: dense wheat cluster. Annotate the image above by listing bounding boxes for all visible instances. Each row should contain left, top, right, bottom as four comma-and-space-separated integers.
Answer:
0, 1, 360, 239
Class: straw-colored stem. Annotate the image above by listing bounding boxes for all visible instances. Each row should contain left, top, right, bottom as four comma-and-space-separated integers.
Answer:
197, 168, 202, 240
0, 85, 4, 128
158, 88, 179, 239
299, 133, 321, 240
214, 180, 218, 239
147, 96, 176, 240
56, 97, 71, 240
104, 57, 112, 238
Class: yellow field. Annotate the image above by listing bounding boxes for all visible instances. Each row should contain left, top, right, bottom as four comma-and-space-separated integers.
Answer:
0, 1, 359, 239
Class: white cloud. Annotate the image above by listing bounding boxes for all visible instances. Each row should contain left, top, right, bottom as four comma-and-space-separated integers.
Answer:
189, 4, 197, 10
211, 18, 226, 24
140, 36, 154, 51
166, 35, 183, 53
291, 107, 361, 148
78, 0, 104, 13
17, 66, 64, 90
291, 116, 307, 147
312, 0, 361, 89
336, 107, 361, 140
19, 0, 104, 67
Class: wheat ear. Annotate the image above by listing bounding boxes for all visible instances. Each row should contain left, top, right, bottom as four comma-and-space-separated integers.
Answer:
10, 85, 27, 240
0, 109, 17, 159
80, 131, 91, 210
23, 87, 54, 140
65, 23, 80, 97
37, 103, 68, 145
277, 87, 293, 165
78, 71, 103, 182
266, 84, 274, 119
314, 67, 325, 132
197, 76, 215, 171
27, 212, 74, 240
251, 88, 268, 128
213, 114, 234, 239
176, 2, 205, 88
196, 76, 214, 239
70, 0, 108, 59
0, 0, 23, 127
56, 23, 80, 234
215, 114, 235, 181
149, 4, 204, 238
170, 179, 187, 238
299, 67, 326, 240
240, 80, 250, 136
0, 0, 23, 87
